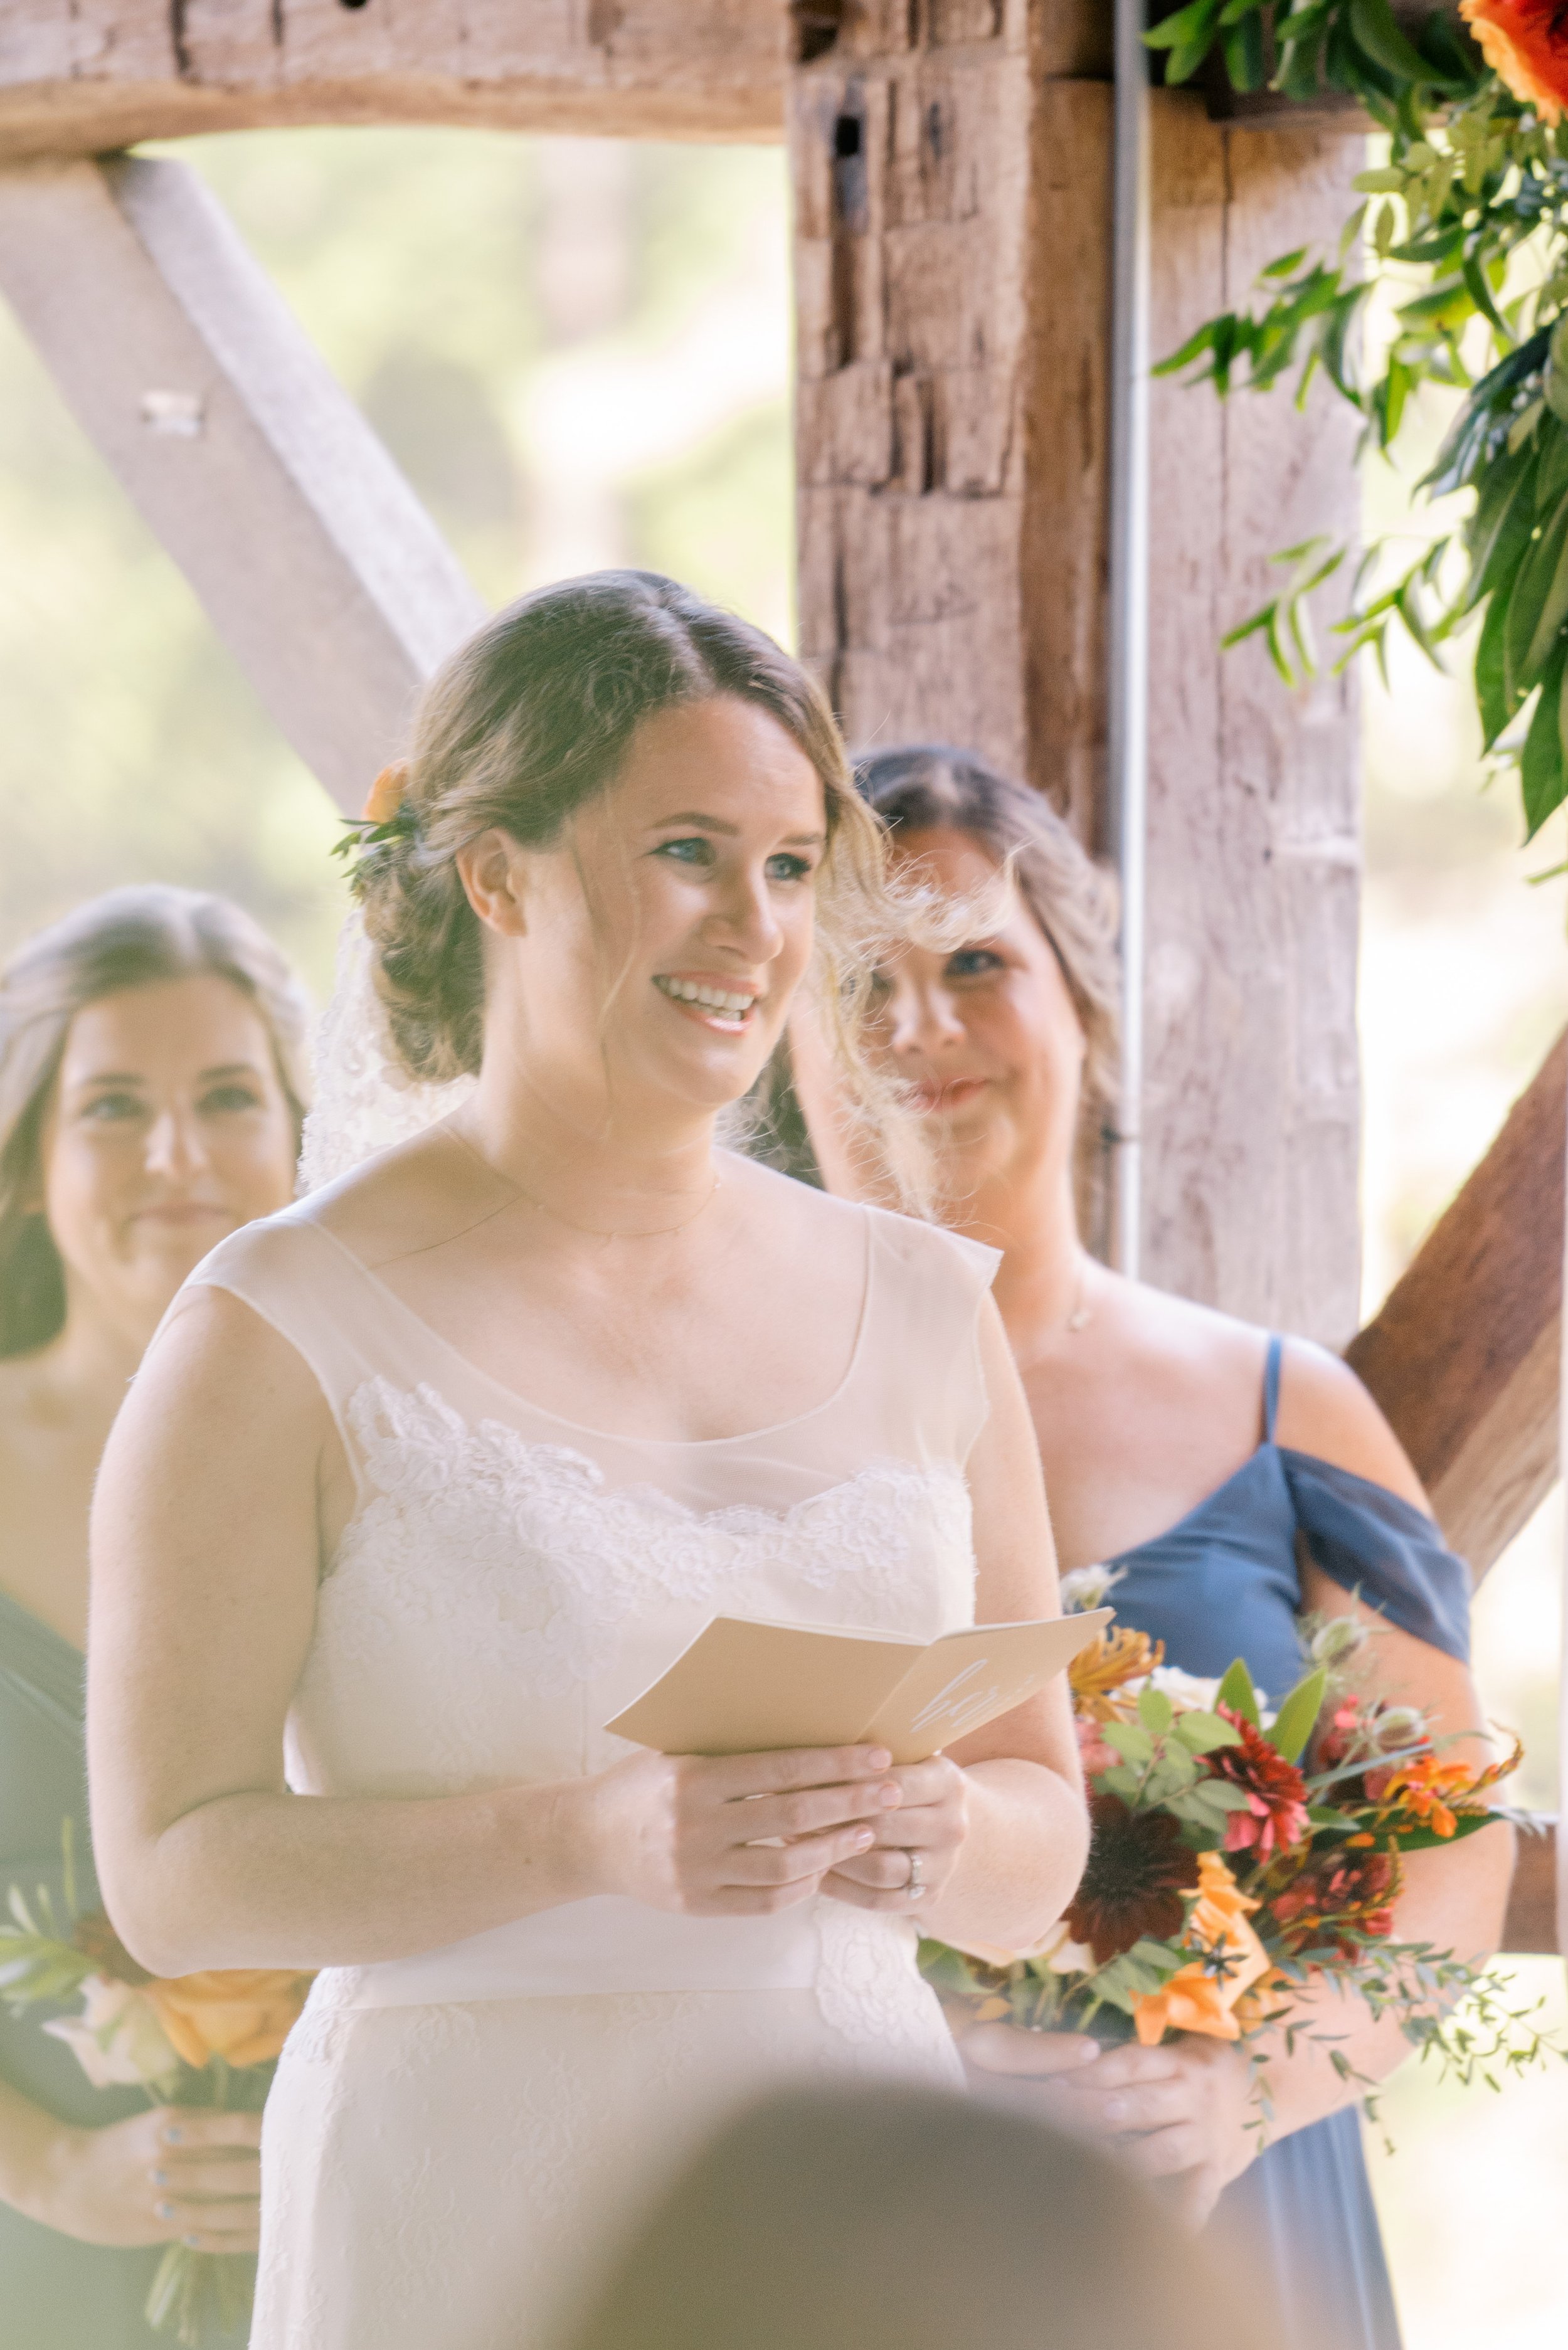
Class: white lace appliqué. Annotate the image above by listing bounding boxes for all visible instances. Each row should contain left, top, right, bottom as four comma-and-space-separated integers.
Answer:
331, 1376, 973, 1688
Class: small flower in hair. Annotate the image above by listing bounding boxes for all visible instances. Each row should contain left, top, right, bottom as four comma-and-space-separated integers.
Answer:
363, 761, 409, 825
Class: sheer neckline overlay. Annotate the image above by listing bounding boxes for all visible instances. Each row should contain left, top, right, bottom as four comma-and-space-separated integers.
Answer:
305, 1202, 877, 1452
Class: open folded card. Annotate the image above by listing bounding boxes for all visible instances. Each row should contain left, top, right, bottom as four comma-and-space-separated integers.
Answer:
604, 1608, 1113, 1765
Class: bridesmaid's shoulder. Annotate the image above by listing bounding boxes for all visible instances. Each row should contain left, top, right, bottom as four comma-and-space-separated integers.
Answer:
1115, 1281, 1423, 1505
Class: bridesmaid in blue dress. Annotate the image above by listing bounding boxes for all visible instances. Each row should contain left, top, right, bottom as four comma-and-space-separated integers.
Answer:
0, 888, 304, 2346
780, 744, 1512, 2350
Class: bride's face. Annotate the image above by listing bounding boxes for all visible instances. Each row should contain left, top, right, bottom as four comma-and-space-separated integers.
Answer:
469, 696, 827, 1119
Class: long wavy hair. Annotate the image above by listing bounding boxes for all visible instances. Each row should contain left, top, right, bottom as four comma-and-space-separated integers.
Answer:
756, 744, 1121, 1242
0, 887, 311, 1358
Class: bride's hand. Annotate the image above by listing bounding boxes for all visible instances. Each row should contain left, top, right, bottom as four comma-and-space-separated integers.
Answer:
585, 1744, 904, 1917
973, 2030, 1257, 2228
820, 1755, 968, 1914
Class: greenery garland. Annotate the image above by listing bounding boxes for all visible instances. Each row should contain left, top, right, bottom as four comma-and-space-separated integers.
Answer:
1148, 0, 1568, 854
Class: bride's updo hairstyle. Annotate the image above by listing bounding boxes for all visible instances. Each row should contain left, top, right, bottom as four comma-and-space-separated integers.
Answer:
856, 743, 1121, 1237
352, 569, 923, 1194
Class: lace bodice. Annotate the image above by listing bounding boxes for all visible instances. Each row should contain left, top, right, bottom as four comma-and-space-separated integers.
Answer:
184, 1187, 997, 2017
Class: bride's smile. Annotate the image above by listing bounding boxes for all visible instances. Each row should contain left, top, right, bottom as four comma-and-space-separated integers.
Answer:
458, 694, 826, 1128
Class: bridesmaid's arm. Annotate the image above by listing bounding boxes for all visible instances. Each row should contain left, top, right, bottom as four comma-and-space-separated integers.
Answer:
824, 1298, 1091, 1951
972, 1343, 1513, 2223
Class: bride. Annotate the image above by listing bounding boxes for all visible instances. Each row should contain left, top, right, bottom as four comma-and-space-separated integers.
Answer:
85, 573, 1089, 2346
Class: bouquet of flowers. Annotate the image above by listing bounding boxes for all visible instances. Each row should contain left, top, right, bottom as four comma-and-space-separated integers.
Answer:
1, 1825, 312, 2346
921, 1582, 1558, 2131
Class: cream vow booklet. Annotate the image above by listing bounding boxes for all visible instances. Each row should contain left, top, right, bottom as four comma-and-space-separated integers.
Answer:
604, 1609, 1113, 1765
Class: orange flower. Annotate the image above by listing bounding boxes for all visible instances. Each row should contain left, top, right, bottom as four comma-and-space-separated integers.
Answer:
1069, 1627, 1165, 1722
1377, 1756, 1475, 1838
1135, 1965, 1246, 2045
362, 760, 409, 825
1461, 1, 1568, 124
144, 1968, 314, 2071
1132, 1852, 1271, 2048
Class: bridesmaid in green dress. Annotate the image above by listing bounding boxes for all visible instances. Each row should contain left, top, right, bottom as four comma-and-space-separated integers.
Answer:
0, 886, 305, 2347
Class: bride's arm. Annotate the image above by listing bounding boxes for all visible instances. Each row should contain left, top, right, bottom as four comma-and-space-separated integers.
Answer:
823, 1299, 1090, 1951
88, 1289, 906, 1977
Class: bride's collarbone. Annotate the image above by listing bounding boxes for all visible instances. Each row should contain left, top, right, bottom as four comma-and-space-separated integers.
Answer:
334, 1199, 868, 1446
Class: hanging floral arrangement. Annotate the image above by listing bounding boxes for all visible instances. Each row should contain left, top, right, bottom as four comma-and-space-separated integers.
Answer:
1148, 0, 1568, 849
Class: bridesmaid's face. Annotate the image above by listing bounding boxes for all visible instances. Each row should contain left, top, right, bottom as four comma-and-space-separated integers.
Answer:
464, 696, 827, 1118
852, 827, 1087, 1205
35, 976, 299, 1342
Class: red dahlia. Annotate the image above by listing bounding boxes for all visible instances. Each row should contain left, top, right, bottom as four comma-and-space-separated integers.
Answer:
1209, 1707, 1310, 1864
1273, 1847, 1400, 1960
1064, 1794, 1201, 1964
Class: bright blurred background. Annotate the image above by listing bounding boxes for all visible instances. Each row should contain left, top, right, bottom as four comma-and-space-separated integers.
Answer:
0, 122, 1562, 2347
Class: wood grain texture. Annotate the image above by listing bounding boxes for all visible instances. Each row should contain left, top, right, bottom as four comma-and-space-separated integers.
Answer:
0, 0, 788, 157
1142, 95, 1364, 1343
1347, 1034, 1565, 1578
0, 153, 482, 810
792, 8, 1113, 838
795, 31, 1364, 1340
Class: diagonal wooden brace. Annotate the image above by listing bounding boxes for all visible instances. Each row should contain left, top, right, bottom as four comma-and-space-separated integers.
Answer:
0, 152, 484, 813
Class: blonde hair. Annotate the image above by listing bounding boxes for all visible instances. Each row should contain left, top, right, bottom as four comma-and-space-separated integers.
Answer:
0, 886, 310, 1357
856, 744, 1122, 1244
349, 570, 928, 1205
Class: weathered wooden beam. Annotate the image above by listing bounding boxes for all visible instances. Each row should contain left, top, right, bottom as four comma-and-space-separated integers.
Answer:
0, 1, 787, 159
1347, 1034, 1566, 1582
1141, 100, 1364, 1342
0, 152, 482, 812
793, 10, 1364, 1338
792, 6, 1115, 840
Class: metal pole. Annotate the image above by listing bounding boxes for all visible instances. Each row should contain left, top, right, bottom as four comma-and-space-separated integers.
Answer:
1106, 0, 1151, 1278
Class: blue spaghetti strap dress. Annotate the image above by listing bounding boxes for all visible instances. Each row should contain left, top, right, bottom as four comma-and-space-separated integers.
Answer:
1103, 1336, 1473, 2350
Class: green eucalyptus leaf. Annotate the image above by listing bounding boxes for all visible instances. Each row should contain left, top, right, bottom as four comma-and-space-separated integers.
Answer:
1522, 494, 1568, 678
1221, 12, 1267, 90
1521, 637, 1568, 839
1269, 1666, 1328, 1764
1476, 580, 1517, 748
1173, 1709, 1243, 1754
1145, 0, 1224, 52
1505, 501, 1568, 706
1216, 1658, 1260, 1728
1349, 0, 1452, 87
1104, 1721, 1155, 1766
1138, 1686, 1175, 1736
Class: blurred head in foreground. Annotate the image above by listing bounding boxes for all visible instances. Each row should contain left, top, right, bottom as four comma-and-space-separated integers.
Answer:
0, 885, 309, 1357
559, 2082, 1246, 2350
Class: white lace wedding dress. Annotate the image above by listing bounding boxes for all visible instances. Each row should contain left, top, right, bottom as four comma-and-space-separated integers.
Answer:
187, 1181, 993, 2349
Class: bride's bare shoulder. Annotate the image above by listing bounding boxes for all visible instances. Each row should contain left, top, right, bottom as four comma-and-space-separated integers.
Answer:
303, 1125, 499, 1268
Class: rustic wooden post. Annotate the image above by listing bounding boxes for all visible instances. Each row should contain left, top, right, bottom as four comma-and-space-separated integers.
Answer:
791, 9, 1362, 1343
1142, 103, 1364, 1343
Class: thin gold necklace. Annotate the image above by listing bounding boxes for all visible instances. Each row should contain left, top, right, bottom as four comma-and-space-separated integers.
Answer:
447, 1124, 724, 1241
512, 1165, 723, 1242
